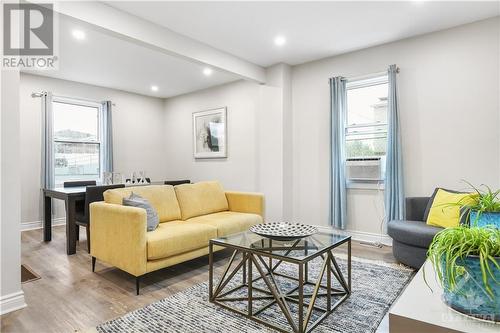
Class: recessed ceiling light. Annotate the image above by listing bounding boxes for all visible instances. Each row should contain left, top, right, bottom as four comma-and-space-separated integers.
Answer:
151, 85, 159, 92
203, 67, 213, 76
72, 29, 86, 40
274, 35, 286, 47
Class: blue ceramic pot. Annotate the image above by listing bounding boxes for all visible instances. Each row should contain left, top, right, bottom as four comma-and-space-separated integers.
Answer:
469, 211, 500, 228
441, 256, 500, 322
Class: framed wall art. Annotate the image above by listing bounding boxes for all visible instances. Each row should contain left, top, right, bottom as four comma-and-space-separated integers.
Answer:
193, 107, 227, 159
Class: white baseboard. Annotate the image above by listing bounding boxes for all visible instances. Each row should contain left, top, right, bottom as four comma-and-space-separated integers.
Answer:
21, 217, 66, 231
346, 230, 393, 246
0, 291, 27, 315
317, 226, 393, 246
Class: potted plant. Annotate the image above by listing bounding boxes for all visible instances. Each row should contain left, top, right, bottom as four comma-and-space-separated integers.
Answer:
426, 226, 500, 322
459, 183, 500, 228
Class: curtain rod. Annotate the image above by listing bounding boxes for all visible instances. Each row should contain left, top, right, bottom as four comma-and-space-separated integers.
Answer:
31, 92, 116, 106
31, 92, 45, 97
329, 67, 400, 84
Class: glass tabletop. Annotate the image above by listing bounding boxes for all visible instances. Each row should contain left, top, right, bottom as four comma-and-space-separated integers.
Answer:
211, 229, 350, 263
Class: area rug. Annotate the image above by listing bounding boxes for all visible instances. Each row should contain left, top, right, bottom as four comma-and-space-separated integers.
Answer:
96, 256, 414, 333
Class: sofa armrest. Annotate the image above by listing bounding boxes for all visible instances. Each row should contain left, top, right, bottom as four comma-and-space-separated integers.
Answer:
90, 202, 147, 276
405, 197, 430, 222
225, 191, 265, 218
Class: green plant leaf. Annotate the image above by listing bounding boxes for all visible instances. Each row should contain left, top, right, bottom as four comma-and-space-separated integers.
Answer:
425, 223, 500, 298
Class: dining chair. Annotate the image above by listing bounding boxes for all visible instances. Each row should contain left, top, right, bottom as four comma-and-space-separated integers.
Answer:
75, 184, 125, 253
63, 181, 97, 241
63, 180, 97, 187
164, 180, 191, 186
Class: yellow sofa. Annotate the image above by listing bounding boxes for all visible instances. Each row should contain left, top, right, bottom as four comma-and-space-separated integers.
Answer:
90, 181, 264, 294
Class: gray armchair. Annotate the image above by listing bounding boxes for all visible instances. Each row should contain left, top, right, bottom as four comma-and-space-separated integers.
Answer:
387, 197, 443, 269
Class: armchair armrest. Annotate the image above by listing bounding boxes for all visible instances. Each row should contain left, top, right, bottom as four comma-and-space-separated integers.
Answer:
405, 197, 430, 222
90, 202, 147, 276
225, 191, 265, 217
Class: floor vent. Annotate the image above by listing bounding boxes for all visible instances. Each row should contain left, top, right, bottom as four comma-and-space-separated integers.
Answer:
21, 264, 41, 284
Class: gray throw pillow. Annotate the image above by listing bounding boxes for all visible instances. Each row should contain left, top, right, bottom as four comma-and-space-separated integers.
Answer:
123, 192, 159, 232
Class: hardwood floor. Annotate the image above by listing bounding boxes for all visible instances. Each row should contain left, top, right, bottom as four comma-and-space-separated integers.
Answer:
1, 226, 396, 333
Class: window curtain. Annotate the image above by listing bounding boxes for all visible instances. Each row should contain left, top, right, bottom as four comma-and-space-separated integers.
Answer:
384, 64, 405, 226
329, 77, 348, 229
102, 101, 113, 173
41, 92, 54, 189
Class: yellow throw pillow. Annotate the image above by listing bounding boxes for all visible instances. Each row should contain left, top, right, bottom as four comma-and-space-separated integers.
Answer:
426, 189, 475, 228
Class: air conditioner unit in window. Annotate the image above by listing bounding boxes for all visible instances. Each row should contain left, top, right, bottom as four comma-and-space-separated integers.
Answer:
346, 157, 386, 181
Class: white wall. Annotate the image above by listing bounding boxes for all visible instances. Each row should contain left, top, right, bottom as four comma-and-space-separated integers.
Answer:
162, 79, 285, 221
1, 69, 26, 314
19, 73, 167, 225
256, 84, 283, 221
292, 18, 500, 236
265, 64, 293, 221
163, 80, 260, 188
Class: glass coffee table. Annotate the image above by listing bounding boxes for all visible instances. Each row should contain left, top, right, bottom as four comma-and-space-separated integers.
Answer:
208, 229, 351, 333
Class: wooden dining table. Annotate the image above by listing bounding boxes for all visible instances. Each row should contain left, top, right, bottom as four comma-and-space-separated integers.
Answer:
43, 186, 86, 255
43, 181, 165, 255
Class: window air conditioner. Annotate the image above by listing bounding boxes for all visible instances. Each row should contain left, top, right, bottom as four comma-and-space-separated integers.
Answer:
346, 157, 386, 181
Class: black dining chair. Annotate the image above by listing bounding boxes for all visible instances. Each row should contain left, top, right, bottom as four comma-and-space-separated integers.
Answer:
63, 180, 97, 187
63, 181, 97, 241
75, 184, 125, 253
164, 180, 191, 186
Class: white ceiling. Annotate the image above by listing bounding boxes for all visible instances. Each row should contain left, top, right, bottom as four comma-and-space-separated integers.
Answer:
25, 15, 241, 98
26, 2, 499, 98
107, 1, 500, 67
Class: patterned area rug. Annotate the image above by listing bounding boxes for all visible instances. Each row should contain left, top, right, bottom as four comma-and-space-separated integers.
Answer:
96, 256, 414, 333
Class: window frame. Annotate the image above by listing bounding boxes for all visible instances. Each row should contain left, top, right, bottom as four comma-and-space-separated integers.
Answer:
345, 74, 389, 189
51, 95, 105, 186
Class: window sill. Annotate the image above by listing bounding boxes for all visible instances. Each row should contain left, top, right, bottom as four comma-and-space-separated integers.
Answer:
346, 181, 385, 190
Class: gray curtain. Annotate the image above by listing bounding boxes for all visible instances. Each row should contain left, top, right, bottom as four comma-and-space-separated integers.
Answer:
102, 101, 113, 172
384, 64, 405, 225
41, 92, 54, 189
329, 77, 348, 229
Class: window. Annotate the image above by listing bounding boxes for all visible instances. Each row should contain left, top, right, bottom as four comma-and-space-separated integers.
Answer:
52, 96, 104, 185
346, 75, 388, 159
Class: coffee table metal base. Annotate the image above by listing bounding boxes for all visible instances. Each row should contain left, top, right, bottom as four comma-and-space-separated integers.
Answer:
209, 241, 351, 333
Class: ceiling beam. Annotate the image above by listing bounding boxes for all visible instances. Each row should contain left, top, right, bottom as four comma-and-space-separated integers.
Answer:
47, 1, 266, 83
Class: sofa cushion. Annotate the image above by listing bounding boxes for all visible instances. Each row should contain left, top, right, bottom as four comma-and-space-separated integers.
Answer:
174, 181, 229, 220
387, 220, 443, 248
103, 185, 181, 223
187, 211, 262, 237
146, 221, 217, 260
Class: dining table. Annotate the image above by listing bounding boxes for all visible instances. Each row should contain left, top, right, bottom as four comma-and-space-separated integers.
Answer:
43, 186, 86, 255
43, 181, 164, 255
